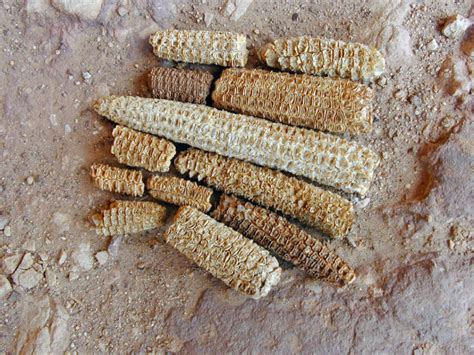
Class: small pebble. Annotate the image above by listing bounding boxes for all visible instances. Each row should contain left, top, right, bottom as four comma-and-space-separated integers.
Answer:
426, 39, 438, 51
117, 6, 128, 16
291, 13, 299, 21
447, 239, 454, 249
394, 90, 405, 100
95, 251, 109, 266
82, 71, 92, 84
58, 250, 68, 266
0, 216, 8, 230
4, 226, 11, 237
377, 77, 387, 87
26, 176, 35, 185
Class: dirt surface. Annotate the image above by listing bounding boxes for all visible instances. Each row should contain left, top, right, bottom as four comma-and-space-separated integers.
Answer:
1, 0, 473, 353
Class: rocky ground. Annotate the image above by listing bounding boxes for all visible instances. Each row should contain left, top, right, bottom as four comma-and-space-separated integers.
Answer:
0, 0, 473, 353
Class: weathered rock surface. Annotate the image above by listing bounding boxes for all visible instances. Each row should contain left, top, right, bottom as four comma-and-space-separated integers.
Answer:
14, 296, 70, 354
50, 0, 104, 21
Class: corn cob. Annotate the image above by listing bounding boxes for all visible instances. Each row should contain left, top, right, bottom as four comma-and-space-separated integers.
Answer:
148, 67, 214, 104
91, 200, 167, 236
212, 68, 374, 134
174, 149, 353, 238
146, 175, 213, 212
90, 163, 144, 196
94, 96, 379, 195
212, 195, 356, 285
111, 125, 176, 172
163, 206, 281, 298
149, 30, 248, 67
259, 36, 385, 83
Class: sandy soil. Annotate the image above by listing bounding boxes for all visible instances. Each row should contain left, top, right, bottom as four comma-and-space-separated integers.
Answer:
0, 0, 473, 353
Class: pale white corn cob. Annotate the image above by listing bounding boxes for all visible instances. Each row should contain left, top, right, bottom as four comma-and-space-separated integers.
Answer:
111, 125, 176, 172
94, 96, 379, 195
90, 163, 144, 196
146, 175, 213, 212
149, 30, 248, 67
259, 36, 385, 82
163, 206, 281, 298
91, 200, 167, 236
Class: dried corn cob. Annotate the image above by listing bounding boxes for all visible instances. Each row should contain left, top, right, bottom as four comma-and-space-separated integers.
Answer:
91, 200, 167, 236
90, 163, 144, 196
94, 96, 379, 195
111, 125, 176, 172
259, 36, 385, 82
212, 68, 374, 134
149, 30, 248, 67
164, 206, 281, 298
213, 195, 356, 285
148, 67, 214, 104
174, 149, 353, 238
146, 175, 213, 212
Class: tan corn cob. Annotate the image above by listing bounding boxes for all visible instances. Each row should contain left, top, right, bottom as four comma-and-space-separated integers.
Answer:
163, 206, 281, 298
212, 68, 374, 134
148, 67, 214, 104
111, 125, 176, 172
259, 36, 385, 82
90, 163, 144, 196
146, 175, 213, 212
212, 195, 356, 285
149, 30, 248, 67
174, 149, 353, 238
94, 96, 379, 195
91, 200, 167, 236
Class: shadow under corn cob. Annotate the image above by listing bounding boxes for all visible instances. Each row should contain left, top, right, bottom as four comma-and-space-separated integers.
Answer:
212, 195, 356, 286
94, 96, 379, 195
174, 148, 353, 238
164, 206, 281, 299
146, 175, 213, 212
111, 125, 176, 172
149, 30, 248, 67
90, 163, 144, 196
259, 36, 385, 83
212, 68, 374, 135
91, 200, 167, 236
148, 67, 214, 105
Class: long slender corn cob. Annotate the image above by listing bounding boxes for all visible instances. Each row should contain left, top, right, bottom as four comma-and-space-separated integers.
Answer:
90, 163, 144, 196
259, 36, 385, 82
146, 175, 213, 212
91, 200, 167, 236
212, 195, 356, 285
94, 96, 379, 195
174, 149, 353, 238
111, 125, 176, 172
148, 67, 214, 104
149, 30, 248, 67
163, 206, 281, 298
212, 68, 374, 134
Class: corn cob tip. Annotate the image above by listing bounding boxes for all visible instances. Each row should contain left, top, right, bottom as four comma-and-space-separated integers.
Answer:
257, 43, 276, 66
93, 96, 115, 116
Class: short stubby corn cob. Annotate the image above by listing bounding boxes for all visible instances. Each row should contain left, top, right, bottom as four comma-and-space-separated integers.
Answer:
146, 175, 213, 212
259, 36, 385, 83
163, 206, 281, 298
149, 30, 248, 67
148, 67, 214, 104
212, 69, 374, 134
90, 163, 144, 196
91, 200, 167, 236
174, 149, 354, 238
212, 195, 356, 285
111, 125, 176, 172
94, 96, 380, 195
